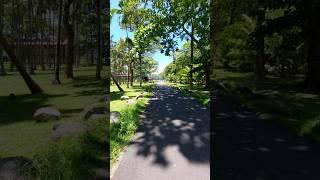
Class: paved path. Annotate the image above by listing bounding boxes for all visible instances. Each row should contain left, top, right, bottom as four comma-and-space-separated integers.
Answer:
213, 90, 320, 180
112, 84, 210, 180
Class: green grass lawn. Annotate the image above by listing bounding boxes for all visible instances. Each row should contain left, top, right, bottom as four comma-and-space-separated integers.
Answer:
0, 66, 107, 157
110, 82, 154, 112
166, 82, 210, 106
110, 82, 155, 168
214, 68, 320, 141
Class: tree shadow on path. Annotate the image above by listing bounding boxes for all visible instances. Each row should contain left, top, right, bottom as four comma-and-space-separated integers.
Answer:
213, 90, 320, 180
129, 85, 211, 168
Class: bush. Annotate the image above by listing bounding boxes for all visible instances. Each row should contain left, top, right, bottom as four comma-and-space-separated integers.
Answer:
110, 99, 147, 166
31, 138, 93, 180
30, 118, 108, 180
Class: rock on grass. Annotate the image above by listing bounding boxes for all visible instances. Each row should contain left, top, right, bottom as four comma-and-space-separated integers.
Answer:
33, 107, 61, 123
83, 103, 108, 120
120, 96, 129, 101
51, 122, 88, 141
110, 112, 121, 124
0, 156, 33, 180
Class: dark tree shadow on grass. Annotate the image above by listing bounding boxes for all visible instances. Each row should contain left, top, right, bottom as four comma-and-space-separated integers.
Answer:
0, 94, 67, 126
66, 76, 105, 97
71, 76, 105, 89
110, 91, 125, 101
60, 108, 84, 118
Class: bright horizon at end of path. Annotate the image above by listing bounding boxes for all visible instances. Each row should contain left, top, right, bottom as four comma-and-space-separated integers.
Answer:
110, 0, 185, 74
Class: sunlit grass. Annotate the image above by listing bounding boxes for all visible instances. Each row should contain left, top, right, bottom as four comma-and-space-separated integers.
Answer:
110, 82, 155, 168
110, 82, 154, 112
166, 82, 210, 106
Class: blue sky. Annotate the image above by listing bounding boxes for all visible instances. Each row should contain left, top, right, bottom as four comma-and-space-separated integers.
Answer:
111, 0, 183, 74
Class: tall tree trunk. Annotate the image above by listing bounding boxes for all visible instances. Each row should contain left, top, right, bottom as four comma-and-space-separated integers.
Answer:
173, 51, 177, 82
139, 52, 142, 87
125, 24, 131, 87
130, 60, 134, 86
302, 3, 320, 89
229, 0, 240, 25
104, 0, 111, 94
111, 73, 124, 92
189, 20, 194, 88
254, 6, 265, 82
27, 0, 35, 75
210, 0, 215, 151
0, 52, 5, 75
63, 0, 75, 79
127, 64, 130, 88
54, 0, 63, 84
90, 49, 94, 65
40, 11, 45, 71
96, 0, 102, 80
0, 34, 43, 94
204, 61, 211, 90
210, 0, 215, 86
0, 2, 6, 76
75, 20, 80, 67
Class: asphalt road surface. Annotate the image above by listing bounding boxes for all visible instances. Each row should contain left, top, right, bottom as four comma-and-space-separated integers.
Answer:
112, 84, 211, 180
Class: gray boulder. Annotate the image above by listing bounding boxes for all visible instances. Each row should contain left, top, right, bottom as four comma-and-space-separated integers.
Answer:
83, 103, 107, 120
110, 111, 121, 124
0, 156, 33, 180
120, 96, 129, 101
33, 107, 61, 123
51, 122, 88, 141
135, 94, 144, 100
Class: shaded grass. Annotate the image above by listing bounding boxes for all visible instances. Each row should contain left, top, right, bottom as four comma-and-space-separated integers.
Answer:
29, 118, 109, 180
166, 82, 210, 106
214, 68, 320, 141
0, 66, 107, 157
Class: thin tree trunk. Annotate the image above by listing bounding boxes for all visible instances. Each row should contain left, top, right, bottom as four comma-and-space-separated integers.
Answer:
63, 0, 75, 79
54, 0, 63, 84
210, 0, 215, 92
139, 52, 142, 87
254, 6, 265, 82
229, 0, 240, 25
302, 4, 320, 89
0, 53, 5, 75
111, 73, 124, 92
130, 60, 134, 86
96, 0, 102, 80
127, 64, 130, 88
0, 33, 43, 94
189, 20, 194, 88
0, 2, 6, 76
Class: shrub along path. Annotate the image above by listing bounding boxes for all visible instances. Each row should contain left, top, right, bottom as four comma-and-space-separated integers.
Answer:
111, 83, 210, 180
213, 90, 320, 180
